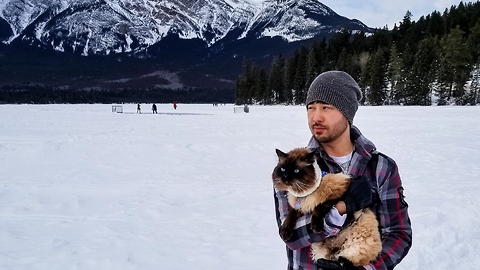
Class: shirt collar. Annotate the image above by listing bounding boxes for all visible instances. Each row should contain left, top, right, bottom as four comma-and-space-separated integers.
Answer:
306, 125, 377, 160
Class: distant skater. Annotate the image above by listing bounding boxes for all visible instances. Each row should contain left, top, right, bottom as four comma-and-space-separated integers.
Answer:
152, 103, 157, 114
173, 102, 177, 110
137, 103, 141, 114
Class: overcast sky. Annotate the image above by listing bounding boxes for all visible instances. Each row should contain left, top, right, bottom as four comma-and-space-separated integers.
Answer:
247, 0, 473, 29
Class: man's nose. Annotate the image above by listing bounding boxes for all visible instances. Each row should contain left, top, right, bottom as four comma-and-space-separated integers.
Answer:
312, 111, 324, 122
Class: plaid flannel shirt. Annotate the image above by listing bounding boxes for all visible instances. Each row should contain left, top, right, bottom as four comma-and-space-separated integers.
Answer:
274, 125, 412, 270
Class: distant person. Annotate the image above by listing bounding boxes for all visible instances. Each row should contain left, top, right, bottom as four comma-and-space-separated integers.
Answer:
243, 104, 249, 113
274, 70, 412, 270
137, 103, 141, 114
173, 102, 177, 110
152, 103, 157, 114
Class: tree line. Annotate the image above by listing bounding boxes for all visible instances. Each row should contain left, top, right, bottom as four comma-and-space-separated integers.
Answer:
0, 85, 234, 104
235, 1, 480, 106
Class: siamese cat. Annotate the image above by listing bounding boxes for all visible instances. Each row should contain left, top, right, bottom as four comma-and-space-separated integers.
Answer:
272, 147, 382, 267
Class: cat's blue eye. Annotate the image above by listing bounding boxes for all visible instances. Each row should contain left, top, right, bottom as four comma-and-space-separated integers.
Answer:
294, 169, 299, 173
280, 168, 286, 172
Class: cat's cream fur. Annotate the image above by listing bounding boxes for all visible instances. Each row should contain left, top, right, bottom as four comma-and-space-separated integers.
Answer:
273, 147, 382, 267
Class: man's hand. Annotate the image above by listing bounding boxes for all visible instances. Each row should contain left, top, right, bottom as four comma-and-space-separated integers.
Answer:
316, 258, 360, 270
342, 176, 377, 216
320, 205, 347, 236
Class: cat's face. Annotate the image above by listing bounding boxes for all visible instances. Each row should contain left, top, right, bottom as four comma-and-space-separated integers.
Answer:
272, 148, 318, 194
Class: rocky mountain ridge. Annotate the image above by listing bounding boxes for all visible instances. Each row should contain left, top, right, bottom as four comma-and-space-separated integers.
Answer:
0, 0, 373, 89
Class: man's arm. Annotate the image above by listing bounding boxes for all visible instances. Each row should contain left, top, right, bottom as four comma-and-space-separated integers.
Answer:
364, 157, 412, 270
274, 187, 330, 250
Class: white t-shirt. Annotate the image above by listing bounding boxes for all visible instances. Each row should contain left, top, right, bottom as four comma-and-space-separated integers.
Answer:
329, 151, 353, 174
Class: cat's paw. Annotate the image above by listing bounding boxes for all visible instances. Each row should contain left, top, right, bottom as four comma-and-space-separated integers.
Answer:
311, 204, 330, 233
310, 214, 325, 232
338, 256, 356, 269
280, 226, 293, 241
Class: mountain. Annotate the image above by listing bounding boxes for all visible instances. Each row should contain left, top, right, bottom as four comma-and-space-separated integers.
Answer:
0, 0, 373, 90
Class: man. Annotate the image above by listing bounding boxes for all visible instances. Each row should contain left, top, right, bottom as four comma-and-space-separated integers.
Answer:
274, 71, 412, 270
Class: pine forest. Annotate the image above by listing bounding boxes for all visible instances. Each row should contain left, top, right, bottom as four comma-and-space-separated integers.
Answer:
235, 2, 480, 106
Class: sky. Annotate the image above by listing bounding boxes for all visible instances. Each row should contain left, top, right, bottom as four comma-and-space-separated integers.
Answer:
1, 103, 480, 270
247, 0, 476, 29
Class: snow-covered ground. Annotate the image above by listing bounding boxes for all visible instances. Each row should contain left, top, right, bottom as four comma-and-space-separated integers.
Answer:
1, 104, 479, 270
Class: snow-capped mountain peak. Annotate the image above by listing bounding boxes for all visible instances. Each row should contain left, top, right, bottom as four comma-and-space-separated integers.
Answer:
0, 0, 372, 55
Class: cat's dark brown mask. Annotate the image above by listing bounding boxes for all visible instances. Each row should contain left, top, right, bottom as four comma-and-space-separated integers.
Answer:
272, 148, 318, 194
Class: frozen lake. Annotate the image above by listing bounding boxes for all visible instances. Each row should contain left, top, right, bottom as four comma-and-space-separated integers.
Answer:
1, 103, 479, 270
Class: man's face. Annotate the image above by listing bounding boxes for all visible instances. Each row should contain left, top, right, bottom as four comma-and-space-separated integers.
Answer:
307, 102, 349, 143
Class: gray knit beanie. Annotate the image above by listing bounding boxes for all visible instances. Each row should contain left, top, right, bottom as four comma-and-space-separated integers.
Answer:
305, 71, 363, 124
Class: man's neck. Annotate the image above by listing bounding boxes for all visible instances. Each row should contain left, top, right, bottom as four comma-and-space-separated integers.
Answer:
322, 141, 354, 157
321, 129, 353, 157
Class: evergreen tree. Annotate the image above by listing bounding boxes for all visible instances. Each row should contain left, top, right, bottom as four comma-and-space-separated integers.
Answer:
426, 11, 446, 37
469, 61, 480, 105
396, 11, 413, 51
327, 28, 351, 63
233, 0, 480, 107
445, 2, 470, 34
438, 26, 471, 102
350, 31, 368, 55
407, 38, 437, 105
268, 54, 286, 104
336, 48, 349, 71
467, 21, 480, 63
312, 37, 328, 72
388, 44, 405, 104
255, 68, 269, 104
236, 59, 261, 104
304, 48, 318, 97
293, 46, 309, 104
284, 54, 298, 105
407, 15, 428, 46
235, 59, 252, 105
357, 51, 371, 104
365, 47, 388, 105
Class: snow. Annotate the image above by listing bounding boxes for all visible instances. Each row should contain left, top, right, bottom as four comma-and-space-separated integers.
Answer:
1, 103, 479, 270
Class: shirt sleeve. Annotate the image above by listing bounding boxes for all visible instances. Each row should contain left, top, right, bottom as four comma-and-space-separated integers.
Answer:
274, 187, 329, 250
364, 157, 412, 270
323, 206, 347, 236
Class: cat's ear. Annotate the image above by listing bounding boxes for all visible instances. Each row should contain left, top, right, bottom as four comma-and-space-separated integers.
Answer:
276, 149, 287, 159
305, 150, 316, 163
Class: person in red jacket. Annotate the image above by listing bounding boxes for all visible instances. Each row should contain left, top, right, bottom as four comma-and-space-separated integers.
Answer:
274, 70, 412, 270
173, 102, 177, 110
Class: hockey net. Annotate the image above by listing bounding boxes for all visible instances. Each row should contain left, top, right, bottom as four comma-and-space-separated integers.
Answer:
112, 105, 123, 113
234, 106, 249, 113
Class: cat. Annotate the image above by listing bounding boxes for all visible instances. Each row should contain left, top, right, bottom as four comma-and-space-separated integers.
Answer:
272, 147, 382, 267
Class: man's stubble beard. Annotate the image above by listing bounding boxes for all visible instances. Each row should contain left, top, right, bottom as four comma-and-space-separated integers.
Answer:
312, 118, 349, 144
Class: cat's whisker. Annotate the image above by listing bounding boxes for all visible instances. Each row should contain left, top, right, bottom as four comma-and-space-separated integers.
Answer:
292, 180, 310, 193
